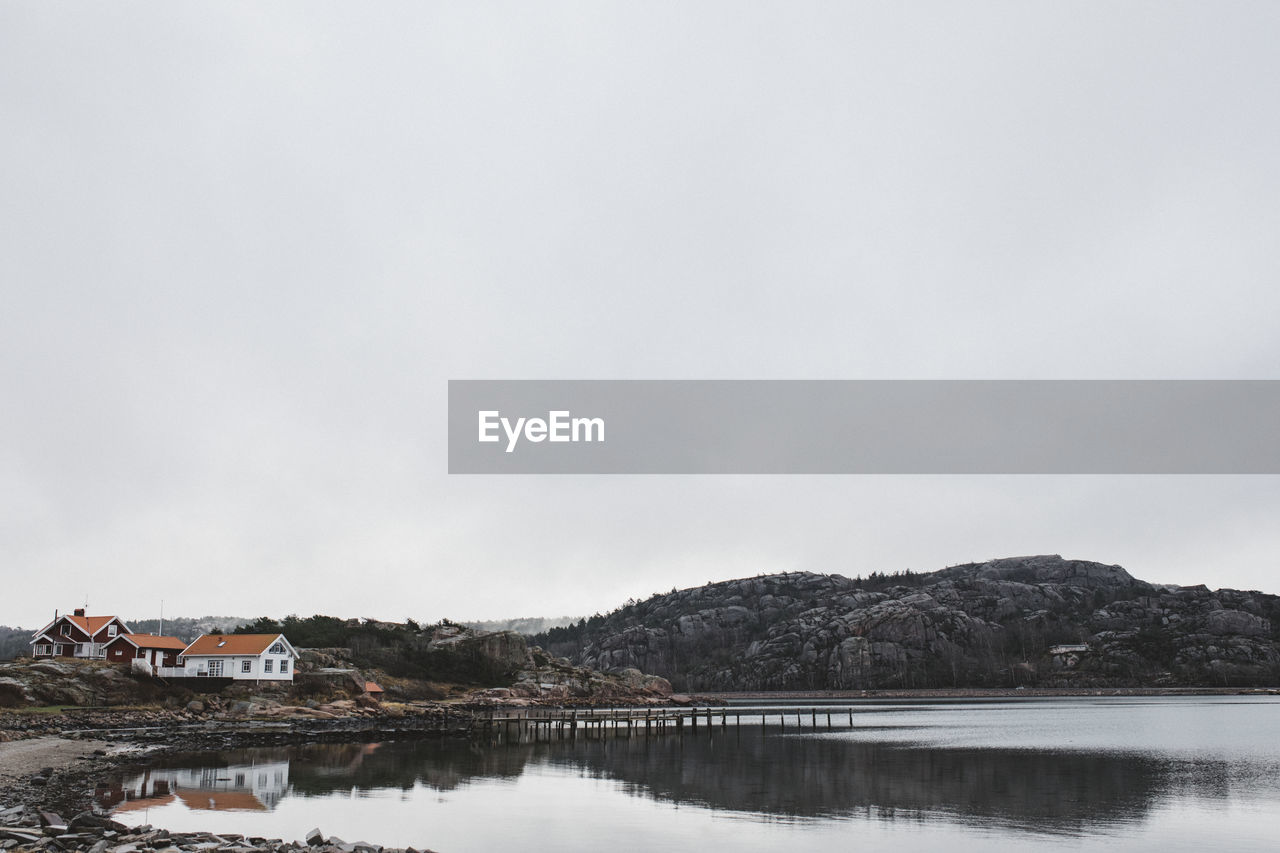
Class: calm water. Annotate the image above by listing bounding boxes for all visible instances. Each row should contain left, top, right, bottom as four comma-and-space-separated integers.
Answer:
99, 696, 1280, 852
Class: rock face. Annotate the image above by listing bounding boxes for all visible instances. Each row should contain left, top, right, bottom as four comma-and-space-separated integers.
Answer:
476, 650, 672, 704
0, 660, 170, 708
534, 556, 1280, 690
415, 624, 530, 684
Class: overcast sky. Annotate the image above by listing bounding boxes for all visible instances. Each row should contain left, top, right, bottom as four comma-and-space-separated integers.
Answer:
3, 2, 1278, 629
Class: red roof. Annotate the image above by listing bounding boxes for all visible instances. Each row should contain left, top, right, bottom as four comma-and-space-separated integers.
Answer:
183, 634, 287, 656
62, 613, 125, 637
175, 790, 268, 812
32, 613, 129, 645
364, 681, 384, 694
112, 793, 176, 813
116, 633, 187, 650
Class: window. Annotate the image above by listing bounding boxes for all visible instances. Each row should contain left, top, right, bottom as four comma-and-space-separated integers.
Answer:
108, 624, 118, 637
263, 659, 274, 673
241, 660, 252, 673
208, 659, 223, 677
279, 659, 289, 672
269, 642, 284, 654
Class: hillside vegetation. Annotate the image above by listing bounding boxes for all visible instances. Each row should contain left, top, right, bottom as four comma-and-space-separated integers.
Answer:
233, 616, 527, 684
233, 615, 671, 702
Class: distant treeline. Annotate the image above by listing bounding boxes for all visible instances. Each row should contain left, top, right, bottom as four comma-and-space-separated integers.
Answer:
233, 614, 377, 648
0, 616, 251, 658
127, 616, 250, 642
464, 616, 580, 635
0, 626, 32, 660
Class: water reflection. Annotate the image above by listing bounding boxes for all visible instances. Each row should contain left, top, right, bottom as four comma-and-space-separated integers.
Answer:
100, 758, 291, 813
551, 733, 1178, 832
101, 726, 1242, 835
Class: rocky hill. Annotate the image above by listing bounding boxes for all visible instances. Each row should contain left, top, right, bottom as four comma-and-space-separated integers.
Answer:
532, 556, 1280, 690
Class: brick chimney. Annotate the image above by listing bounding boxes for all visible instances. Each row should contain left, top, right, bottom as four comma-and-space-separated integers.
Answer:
74, 608, 86, 617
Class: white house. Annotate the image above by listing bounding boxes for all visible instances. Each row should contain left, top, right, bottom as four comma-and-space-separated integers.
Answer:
104, 758, 291, 814
175, 633, 298, 682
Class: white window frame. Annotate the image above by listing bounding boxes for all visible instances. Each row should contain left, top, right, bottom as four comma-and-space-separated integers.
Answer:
280, 658, 289, 672
263, 659, 274, 674
241, 659, 252, 673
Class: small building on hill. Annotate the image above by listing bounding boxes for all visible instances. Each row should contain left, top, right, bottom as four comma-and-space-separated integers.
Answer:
176, 633, 297, 682
105, 633, 187, 670
29, 609, 132, 660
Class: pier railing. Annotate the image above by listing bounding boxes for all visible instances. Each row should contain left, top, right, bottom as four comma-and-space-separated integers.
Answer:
480, 705, 863, 741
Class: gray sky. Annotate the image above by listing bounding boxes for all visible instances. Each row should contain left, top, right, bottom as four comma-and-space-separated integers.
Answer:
3, 2, 1278, 628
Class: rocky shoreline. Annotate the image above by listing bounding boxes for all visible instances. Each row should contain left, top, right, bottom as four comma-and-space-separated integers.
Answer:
0, 802, 436, 853
0, 706, 476, 853
0, 643, 687, 853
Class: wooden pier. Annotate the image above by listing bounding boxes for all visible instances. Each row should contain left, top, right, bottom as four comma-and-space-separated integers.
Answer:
480, 705, 862, 742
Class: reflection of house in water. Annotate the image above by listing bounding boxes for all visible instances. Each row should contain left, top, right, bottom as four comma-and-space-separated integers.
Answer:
98, 759, 291, 814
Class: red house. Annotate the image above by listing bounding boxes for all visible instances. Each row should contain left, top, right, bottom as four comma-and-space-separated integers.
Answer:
105, 633, 187, 669
29, 609, 132, 659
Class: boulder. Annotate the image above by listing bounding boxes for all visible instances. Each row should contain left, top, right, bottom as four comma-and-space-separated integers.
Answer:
1204, 609, 1269, 637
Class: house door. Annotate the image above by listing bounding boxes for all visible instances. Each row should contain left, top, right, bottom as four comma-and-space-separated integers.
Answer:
208, 659, 224, 677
